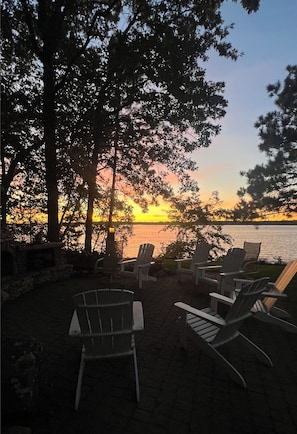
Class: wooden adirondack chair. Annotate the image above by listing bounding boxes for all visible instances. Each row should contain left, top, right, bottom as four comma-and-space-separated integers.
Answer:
119, 243, 157, 289
242, 241, 261, 275
234, 260, 297, 333
195, 248, 246, 293
175, 241, 211, 281
70, 289, 144, 410
174, 277, 273, 388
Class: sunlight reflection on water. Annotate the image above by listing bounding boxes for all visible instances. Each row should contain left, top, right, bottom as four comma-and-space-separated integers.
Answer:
120, 224, 296, 263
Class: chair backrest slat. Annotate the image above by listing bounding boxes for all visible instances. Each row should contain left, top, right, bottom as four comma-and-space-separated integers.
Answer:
213, 277, 270, 346
135, 243, 155, 266
74, 289, 134, 357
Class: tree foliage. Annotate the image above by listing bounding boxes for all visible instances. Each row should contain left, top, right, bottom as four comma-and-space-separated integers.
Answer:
236, 65, 297, 220
163, 191, 233, 259
1, 3, 44, 227
1, 0, 261, 248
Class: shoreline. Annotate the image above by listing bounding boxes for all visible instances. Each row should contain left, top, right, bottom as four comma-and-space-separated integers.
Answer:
121, 220, 297, 226
7, 220, 297, 228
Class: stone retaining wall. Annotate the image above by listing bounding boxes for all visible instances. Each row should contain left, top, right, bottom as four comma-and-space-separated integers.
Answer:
1, 264, 73, 302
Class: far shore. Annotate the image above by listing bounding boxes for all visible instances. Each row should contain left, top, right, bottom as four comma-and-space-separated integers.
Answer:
125, 220, 297, 226
6, 220, 297, 228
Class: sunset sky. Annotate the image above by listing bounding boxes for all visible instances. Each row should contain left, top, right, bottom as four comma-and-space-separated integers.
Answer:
135, 0, 297, 222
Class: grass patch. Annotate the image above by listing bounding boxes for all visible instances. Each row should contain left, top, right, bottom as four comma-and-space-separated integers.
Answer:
162, 259, 297, 317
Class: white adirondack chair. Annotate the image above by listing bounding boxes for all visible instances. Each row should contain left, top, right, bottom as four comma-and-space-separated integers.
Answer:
174, 277, 273, 388
70, 289, 144, 410
234, 260, 297, 333
175, 241, 211, 281
119, 243, 157, 289
196, 248, 246, 293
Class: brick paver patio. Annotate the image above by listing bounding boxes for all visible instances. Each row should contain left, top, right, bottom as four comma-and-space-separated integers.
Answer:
2, 272, 297, 434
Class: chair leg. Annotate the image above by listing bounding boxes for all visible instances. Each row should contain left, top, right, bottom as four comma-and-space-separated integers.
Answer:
238, 332, 273, 367
132, 346, 140, 402
202, 341, 247, 388
75, 351, 85, 410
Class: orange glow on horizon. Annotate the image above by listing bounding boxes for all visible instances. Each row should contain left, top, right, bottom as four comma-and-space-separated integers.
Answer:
132, 203, 170, 223
6, 197, 296, 225
132, 200, 297, 223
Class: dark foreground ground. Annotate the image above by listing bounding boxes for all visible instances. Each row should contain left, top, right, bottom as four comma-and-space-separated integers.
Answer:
2, 272, 297, 434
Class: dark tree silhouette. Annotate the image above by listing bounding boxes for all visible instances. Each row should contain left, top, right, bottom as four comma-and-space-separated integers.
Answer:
1, 0, 260, 246
236, 65, 297, 220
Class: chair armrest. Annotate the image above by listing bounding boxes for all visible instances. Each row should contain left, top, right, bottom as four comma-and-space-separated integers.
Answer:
137, 262, 154, 269
174, 302, 225, 326
234, 277, 271, 291
209, 292, 235, 306
233, 277, 252, 289
69, 311, 81, 336
234, 278, 251, 284
220, 270, 245, 278
119, 258, 137, 265
197, 265, 222, 271
133, 301, 144, 331
261, 291, 288, 299
119, 258, 137, 271
175, 258, 190, 263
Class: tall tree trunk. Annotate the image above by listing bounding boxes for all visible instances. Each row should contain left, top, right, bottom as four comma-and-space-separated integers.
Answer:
108, 116, 118, 227
1, 158, 9, 229
85, 107, 106, 254
43, 52, 59, 242
85, 156, 98, 254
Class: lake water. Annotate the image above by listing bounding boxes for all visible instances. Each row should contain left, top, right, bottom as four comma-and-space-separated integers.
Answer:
118, 224, 296, 264
13, 223, 296, 264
